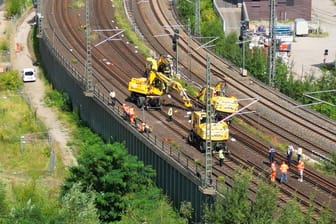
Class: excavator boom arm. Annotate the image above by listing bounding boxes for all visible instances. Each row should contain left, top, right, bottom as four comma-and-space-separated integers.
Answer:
155, 72, 193, 108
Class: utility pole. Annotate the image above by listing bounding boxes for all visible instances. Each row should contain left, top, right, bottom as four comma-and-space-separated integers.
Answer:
172, 26, 179, 76
194, 0, 201, 37
84, 0, 93, 96
199, 53, 215, 195
187, 18, 192, 79
240, 20, 248, 76
268, 0, 276, 87
36, 0, 43, 38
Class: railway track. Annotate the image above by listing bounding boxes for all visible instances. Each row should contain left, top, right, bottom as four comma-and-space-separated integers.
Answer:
121, 0, 336, 212
133, 0, 336, 159
43, 0, 336, 217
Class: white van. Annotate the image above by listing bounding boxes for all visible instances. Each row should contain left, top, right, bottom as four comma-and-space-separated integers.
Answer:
21, 68, 36, 82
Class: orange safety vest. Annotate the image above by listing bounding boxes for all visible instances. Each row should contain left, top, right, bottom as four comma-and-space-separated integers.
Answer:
122, 104, 129, 114
280, 163, 288, 173
129, 108, 135, 123
270, 162, 276, 182
129, 107, 135, 115
271, 163, 276, 174
297, 161, 304, 171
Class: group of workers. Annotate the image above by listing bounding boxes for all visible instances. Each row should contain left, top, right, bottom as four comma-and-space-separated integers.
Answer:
117, 92, 308, 185
270, 145, 305, 184
122, 102, 152, 133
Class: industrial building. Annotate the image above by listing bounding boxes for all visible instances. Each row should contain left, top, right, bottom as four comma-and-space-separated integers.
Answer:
242, 0, 312, 21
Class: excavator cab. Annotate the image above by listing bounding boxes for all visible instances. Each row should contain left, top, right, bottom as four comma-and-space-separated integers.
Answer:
157, 55, 173, 77
187, 111, 229, 153
144, 57, 158, 77
145, 55, 173, 78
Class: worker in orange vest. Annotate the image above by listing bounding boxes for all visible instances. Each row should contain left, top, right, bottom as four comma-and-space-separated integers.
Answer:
279, 161, 289, 184
270, 161, 277, 183
297, 160, 305, 182
122, 103, 129, 115
138, 122, 146, 133
129, 107, 135, 124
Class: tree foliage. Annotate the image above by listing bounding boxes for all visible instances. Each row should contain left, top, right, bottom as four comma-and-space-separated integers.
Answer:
4, 0, 31, 18
249, 180, 278, 224
62, 137, 155, 222
201, 169, 336, 223
221, 170, 252, 223
58, 183, 100, 224
274, 200, 304, 224
203, 169, 252, 224
119, 187, 187, 224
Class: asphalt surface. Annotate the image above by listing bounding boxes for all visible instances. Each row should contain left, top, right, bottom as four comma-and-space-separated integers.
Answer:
289, 0, 336, 79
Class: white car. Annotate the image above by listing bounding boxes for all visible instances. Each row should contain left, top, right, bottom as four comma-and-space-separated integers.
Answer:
21, 68, 36, 82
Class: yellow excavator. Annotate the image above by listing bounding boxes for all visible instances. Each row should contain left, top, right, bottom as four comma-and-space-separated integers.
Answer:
128, 57, 192, 109
197, 81, 239, 121
187, 111, 229, 153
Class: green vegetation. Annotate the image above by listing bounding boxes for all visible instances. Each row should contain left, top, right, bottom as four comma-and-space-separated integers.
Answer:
0, 38, 9, 51
0, 74, 57, 180
113, 0, 150, 57
175, 76, 199, 97
233, 118, 285, 150
70, 0, 84, 9
176, 0, 336, 120
315, 151, 336, 176
0, 70, 22, 90
0, 70, 187, 223
4, 0, 32, 18
0, 72, 66, 223
0, 38, 10, 62
61, 126, 187, 223
204, 169, 336, 223
0, 179, 100, 223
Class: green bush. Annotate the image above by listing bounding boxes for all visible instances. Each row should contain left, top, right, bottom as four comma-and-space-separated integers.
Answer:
0, 38, 9, 51
44, 90, 72, 112
4, 0, 32, 18
0, 70, 22, 90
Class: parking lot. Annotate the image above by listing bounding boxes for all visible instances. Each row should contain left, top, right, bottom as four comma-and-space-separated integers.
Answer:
289, 0, 336, 79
